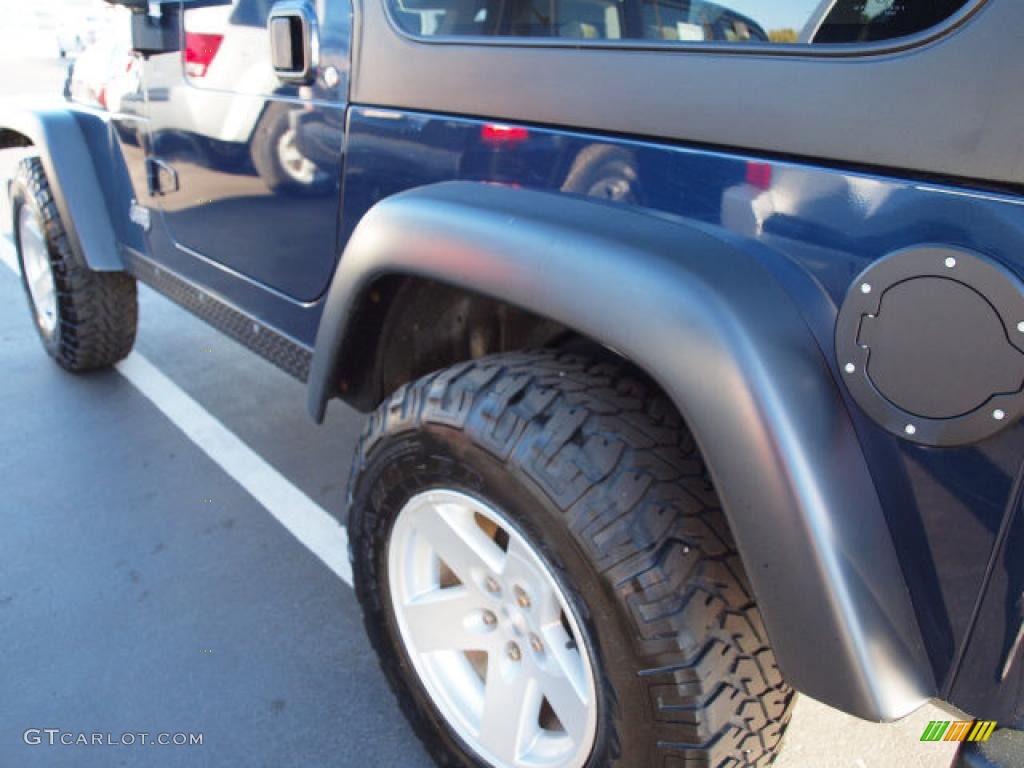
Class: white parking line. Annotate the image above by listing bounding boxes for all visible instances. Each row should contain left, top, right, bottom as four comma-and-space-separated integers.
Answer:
0, 237, 353, 586
116, 353, 353, 585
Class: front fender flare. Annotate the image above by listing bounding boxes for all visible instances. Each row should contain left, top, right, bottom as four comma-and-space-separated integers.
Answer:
310, 181, 935, 721
1, 102, 126, 271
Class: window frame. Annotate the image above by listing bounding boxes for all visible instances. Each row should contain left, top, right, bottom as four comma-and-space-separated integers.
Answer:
380, 0, 989, 58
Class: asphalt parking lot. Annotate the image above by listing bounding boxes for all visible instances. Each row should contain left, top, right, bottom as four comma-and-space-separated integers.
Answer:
0, 35, 962, 768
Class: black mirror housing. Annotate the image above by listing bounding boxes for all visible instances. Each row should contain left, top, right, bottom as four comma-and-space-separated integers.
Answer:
102, 0, 180, 57
127, 5, 182, 57
104, 0, 149, 10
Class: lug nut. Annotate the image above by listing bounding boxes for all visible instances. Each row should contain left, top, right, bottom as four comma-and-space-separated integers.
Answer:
514, 586, 530, 608
484, 576, 501, 595
482, 610, 497, 627
507, 643, 522, 662
529, 633, 544, 655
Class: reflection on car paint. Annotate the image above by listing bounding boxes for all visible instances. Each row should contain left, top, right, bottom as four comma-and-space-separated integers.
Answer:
339, 107, 1024, 695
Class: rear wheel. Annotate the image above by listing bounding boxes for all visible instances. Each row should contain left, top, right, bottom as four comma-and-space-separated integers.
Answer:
348, 350, 794, 767
11, 157, 137, 371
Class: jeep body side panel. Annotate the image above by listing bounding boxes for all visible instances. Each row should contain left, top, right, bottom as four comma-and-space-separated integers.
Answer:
140, 0, 353, 304
309, 180, 935, 721
0, 104, 130, 271
351, 0, 1024, 188
318, 108, 1024, 722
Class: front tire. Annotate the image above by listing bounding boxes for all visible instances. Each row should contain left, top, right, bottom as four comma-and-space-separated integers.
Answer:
11, 157, 137, 371
348, 351, 794, 767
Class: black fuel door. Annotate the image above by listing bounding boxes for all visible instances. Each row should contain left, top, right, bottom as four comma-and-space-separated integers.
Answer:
836, 246, 1024, 446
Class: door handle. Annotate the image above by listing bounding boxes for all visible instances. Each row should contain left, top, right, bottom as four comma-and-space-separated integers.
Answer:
146, 157, 178, 197
268, 1, 318, 84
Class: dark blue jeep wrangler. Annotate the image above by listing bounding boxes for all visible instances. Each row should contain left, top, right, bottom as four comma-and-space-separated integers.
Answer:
3, 0, 1023, 765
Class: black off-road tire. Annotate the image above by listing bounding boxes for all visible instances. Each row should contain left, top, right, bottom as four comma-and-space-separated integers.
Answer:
10, 157, 137, 372
348, 350, 794, 767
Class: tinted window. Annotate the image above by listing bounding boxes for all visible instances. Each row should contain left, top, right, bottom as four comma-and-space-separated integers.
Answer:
389, 0, 971, 45
812, 0, 970, 43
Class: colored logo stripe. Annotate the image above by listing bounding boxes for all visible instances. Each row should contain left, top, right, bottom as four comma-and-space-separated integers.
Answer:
920, 721, 997, 742
968, 721, 997, 742
944, 722, 972, 741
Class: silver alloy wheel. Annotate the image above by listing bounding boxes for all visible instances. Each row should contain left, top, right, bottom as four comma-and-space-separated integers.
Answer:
389, 489, 599, 768
18, 204, 58, 337
276, 128, 320, 185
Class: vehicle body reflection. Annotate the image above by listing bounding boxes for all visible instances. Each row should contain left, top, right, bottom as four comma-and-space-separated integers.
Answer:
141, 0, 349, 303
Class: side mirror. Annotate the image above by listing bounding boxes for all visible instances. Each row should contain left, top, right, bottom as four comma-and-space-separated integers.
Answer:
106, 1, 182, 57
130, 12, 182, 56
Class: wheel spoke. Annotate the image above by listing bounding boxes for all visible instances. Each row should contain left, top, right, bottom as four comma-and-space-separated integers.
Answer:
18, 206, 58, 335
503, 536, 564, 625
30, 269, 54, 308
414, 499, 505, 583
23, 258, 40, 284
402, 586, 491, 653
539, 653, 590, 743
389, 489, 598, 768
479, 658, 542, 763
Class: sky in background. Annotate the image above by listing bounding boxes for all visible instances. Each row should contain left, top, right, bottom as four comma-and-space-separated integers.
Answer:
717, 0, 825, 33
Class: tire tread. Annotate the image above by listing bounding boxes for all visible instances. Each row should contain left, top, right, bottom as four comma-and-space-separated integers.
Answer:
350, 349, 794, 767
12, 157, 137, 371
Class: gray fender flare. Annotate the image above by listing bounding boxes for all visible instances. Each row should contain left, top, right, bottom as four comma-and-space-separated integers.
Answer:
1, 102, 126, 271
309, 181, 935, 721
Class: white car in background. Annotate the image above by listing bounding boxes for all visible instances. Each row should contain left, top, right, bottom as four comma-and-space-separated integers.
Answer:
146, 2, 276, 147
65, 32, 137, 111
145, 0, 328, 192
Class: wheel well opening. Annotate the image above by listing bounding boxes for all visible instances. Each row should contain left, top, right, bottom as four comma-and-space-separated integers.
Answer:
335, 276, 627, 411
0, 129, 33, 150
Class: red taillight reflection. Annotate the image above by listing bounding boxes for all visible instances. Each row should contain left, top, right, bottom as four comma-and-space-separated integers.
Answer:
745, 162, 772, 191
185, 32, 224, 78
481, 123, 529, 146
